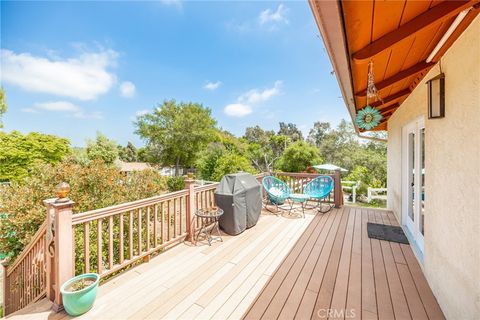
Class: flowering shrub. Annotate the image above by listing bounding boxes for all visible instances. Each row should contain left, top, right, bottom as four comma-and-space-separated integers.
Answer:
0, 160, 167, 260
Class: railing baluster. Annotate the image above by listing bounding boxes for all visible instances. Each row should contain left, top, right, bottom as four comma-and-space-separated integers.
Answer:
167, 201, 171, 241
129, 211, 134, 259
119, 213, 124, 264
108, 215, 113, 270
173, 199, 177, 237
84, 222, 90, 273
97, 219, 103, 274
160, 202, 164, 244
154, 204, 158, 247
179, 197, 183, 235
146, 206, 151, 252
137, 209, 142, 255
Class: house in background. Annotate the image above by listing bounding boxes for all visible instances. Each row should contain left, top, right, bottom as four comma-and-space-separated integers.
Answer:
310, 0, 479, 318
115, 160, 152, 176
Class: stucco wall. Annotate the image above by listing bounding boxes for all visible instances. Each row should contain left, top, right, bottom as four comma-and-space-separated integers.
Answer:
387, 16, 480, 320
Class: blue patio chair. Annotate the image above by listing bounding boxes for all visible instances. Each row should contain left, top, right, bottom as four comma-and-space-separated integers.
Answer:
304, 175, 334, 213
262, 176, 291, 212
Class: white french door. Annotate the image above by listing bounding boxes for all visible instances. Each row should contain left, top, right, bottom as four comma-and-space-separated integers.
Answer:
402, 118, 425, 253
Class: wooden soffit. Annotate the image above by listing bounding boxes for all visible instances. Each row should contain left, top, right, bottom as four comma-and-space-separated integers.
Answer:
310, 0, 480, 132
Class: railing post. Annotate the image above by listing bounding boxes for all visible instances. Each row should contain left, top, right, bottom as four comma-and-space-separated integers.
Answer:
185, 179, 195, 242
43, 198, 75, 312
333, 169, 343, 208
2, 260, 8, 315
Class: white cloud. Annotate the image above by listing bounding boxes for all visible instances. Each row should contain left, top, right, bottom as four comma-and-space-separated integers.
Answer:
1, 49, 117, 100
120, 81, 136, 98
223, 81, 282, 118
22, 101, 102, 119
224, 103, 252, 117
203, 81, 222, 91
238, 81, 282, 104
34, 101, 80, 112
259, 4, 289, 26
21, 108, 39, 114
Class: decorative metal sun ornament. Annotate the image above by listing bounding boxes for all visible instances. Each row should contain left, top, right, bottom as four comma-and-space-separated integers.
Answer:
356, 106, 383, 130
356, 60, 384, 130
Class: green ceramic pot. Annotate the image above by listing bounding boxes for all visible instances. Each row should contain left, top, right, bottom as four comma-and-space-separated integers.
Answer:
60, 273, 100, 316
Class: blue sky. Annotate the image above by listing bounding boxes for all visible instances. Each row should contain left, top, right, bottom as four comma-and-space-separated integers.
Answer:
0, 0, 348, 147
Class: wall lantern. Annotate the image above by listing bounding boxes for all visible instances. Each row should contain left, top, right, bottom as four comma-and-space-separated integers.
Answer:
426, 73, 445, 119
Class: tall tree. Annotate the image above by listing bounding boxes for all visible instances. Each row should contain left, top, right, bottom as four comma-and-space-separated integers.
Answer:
86, 132, 119, 164
135, 100, 216, 175
118, 142, 138, 162
0, 88, 7, 129
307, 121, 331, 147
278, 122, 303, 142
0, 131, 70, 182
243, 125, 275, 145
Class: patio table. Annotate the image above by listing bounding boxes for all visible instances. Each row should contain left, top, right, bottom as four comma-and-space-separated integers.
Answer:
195, 207, 224, 246
289, 193, 310, 218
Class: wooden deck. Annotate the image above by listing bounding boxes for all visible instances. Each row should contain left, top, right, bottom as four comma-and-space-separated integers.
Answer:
244, 206, 445, 320
5, 208, 314, 320
5, 206, 445, 320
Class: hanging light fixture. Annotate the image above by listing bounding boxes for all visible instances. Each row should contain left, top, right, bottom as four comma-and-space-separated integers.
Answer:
356, 60, 384, 130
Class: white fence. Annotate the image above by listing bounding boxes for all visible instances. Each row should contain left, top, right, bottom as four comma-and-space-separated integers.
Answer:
341, 181, 360, 203
367, 187, 387, 203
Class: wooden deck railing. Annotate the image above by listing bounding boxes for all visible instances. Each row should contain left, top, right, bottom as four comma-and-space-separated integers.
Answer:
71, 189, 190, 279
3, 221, 48, 315
2, 171, 343, 315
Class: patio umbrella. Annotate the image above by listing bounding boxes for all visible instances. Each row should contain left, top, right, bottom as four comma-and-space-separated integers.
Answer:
313, 164, 348, 172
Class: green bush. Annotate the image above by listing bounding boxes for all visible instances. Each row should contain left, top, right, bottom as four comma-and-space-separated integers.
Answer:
212, 152, 255, 181
276, 141, 322, 172
166, 176, 185, 192
0, 160, 167, 262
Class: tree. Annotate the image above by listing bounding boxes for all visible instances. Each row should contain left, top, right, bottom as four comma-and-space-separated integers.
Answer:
0, 131, 71, 182
118, 142, 138, 162
196, 143, 226, 181
277, 141, 322, 172
86, 132, 119, 164
0, 88, 7, 129
278, 122, 303, 142
307, 121, 331, 147
212, 151, 255, 181
243, 126, 289, 172
244, 125, 275, 145
135, 100, 217, 175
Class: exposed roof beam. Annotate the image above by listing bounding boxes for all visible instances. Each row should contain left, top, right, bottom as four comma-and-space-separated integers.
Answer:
357, 89, 410, 109
379, 103, 400, 114
352, 0, 479, 62
356, 62, 435, 96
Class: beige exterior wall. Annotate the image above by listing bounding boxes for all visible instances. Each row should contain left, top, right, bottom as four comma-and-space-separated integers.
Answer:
387, 16, 480, 320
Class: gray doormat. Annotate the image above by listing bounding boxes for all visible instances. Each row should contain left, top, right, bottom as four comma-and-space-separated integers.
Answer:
367, 222, 409, 244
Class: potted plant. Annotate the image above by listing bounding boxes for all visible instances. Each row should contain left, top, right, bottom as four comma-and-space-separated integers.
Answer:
60, 273, 100, 316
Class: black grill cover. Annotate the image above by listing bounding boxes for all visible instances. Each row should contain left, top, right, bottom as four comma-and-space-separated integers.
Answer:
215, 172, 262, 235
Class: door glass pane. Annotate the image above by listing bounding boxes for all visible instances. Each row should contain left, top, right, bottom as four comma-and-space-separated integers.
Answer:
408, 132, 415, 222
420, 128, 425, 235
